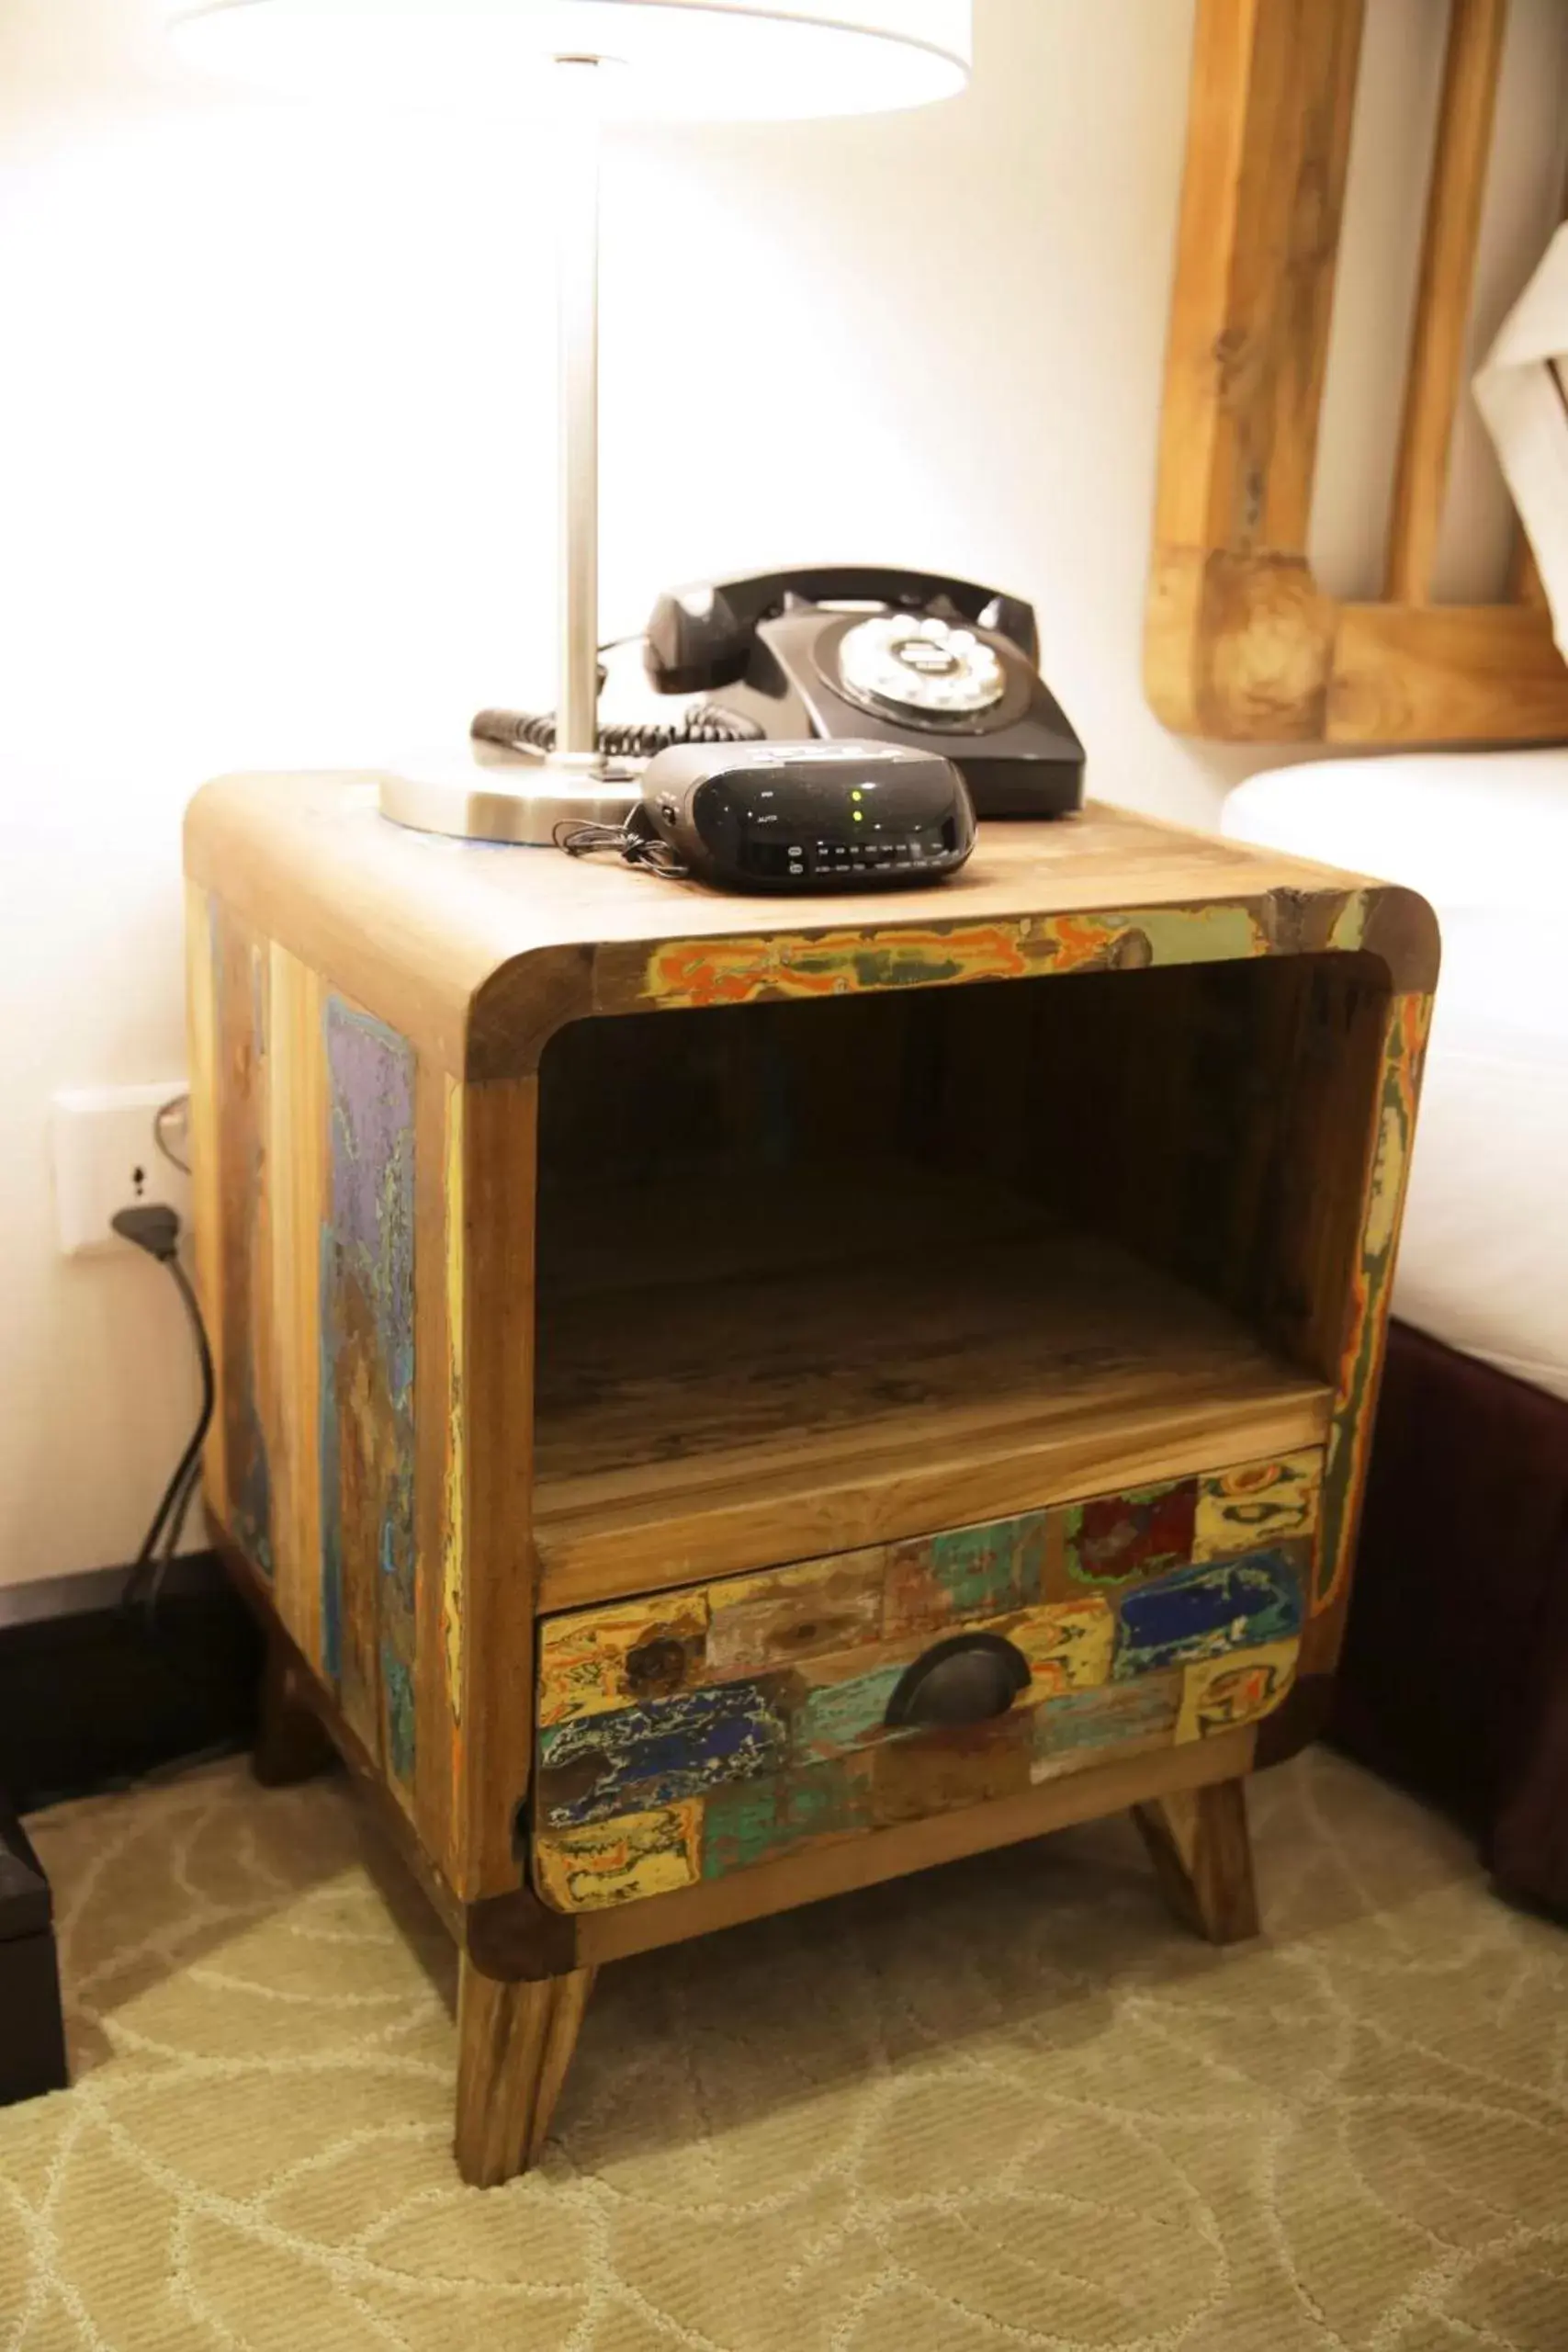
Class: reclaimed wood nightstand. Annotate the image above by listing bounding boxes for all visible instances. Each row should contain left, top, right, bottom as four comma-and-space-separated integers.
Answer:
185, 777, 1436, 2185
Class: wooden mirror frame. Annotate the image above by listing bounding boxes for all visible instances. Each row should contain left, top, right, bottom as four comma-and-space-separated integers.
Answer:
1146, 0, 1568, 747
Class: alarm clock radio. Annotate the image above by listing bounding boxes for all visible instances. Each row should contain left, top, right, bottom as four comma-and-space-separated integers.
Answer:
638, 740, 976, 891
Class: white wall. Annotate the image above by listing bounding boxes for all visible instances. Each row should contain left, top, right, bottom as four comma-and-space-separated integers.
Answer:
1, 0, 1563, 1596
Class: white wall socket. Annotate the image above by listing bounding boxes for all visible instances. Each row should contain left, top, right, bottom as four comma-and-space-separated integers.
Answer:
51, 1083, 193, 1258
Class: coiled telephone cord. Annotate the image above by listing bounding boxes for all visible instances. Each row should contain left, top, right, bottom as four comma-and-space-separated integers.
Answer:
471, 701, 761, 763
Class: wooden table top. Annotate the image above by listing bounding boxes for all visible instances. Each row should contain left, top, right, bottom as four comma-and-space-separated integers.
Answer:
186, 772, 1437, 1080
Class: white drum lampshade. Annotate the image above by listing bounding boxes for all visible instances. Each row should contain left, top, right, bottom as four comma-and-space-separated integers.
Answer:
165, 1, 974, 120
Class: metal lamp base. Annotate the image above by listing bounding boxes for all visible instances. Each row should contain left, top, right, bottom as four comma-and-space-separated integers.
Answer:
378, 750, 640, 846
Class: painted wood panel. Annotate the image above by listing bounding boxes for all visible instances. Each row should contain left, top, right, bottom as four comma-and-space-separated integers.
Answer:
1314, 991, 1430, 1612
1176, 1642, 1299, 1744
1032, 1675, 1181, 1783
1113, 1549, 1306, 1679
264, 945, 327, 1675
440, 1078, 466, 1738
705, 1550, 886, 1674
320, 996, 418, 1795
536, 1682, 792, 1831
872, 1713, 1034, 1827
531, 1450, 1316, 1912
886, 1512, 1046, 1631
197, 916, 446, 1854
1004, 1598, 1115, 1695
1064, 1479, 1195, 1588
702, 1758, 874, 1878
638, 899, 1324, 1014
1192, 1451, 1320, 1561
533, 1804, 703, 1912
538, 1593, 713, 1730
789, 1657, 908, 1760
211, 907, 274, 1578
452, 1077, 542, 1900
185, 884, 228, 1530
413, 1059, 460, 1883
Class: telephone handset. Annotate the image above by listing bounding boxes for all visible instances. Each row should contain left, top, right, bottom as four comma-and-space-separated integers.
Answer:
645, 566, 1039, 691
643, 566, 1083, 820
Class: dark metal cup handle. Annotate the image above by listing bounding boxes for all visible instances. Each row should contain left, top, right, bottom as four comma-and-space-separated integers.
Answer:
885, 1633, 1032, 1730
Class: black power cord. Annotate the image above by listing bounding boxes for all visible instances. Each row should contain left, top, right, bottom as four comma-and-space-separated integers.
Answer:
112, 1204, 216, 1633
553, 814, 691, 877
472, 697, 762, 763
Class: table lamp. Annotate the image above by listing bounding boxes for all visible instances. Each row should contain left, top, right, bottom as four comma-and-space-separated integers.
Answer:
164, 1, 974, 843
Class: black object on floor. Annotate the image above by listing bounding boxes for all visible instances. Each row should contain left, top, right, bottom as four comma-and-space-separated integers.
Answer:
0, 1562, 262, 1815
0, 1806, 68, 2107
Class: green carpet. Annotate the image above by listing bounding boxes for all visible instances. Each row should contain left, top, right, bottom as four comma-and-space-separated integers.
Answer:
3, 1745, 1566, 2349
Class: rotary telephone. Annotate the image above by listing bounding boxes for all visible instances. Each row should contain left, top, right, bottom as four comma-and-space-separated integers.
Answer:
641, 565, 1084, 819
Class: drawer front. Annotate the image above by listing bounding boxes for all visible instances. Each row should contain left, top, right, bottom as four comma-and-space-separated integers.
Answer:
530, 1449, 1322, 1913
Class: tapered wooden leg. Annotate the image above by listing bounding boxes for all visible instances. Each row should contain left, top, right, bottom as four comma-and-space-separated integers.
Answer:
455, 1956, 598, 2188
253, 1637, 337, 1789
1133, 1776, 1260, 1945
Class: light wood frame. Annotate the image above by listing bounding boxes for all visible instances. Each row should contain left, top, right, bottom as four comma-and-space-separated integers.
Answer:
1146, 0, 1568, 747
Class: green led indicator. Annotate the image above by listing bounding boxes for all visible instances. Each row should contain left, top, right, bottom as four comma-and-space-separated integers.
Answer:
852, 809, 864, 821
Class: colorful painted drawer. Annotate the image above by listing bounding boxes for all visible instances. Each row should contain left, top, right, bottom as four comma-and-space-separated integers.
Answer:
532, 1449, 1322, 1912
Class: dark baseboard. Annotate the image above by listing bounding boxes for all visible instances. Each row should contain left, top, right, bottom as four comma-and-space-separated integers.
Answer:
0, 1555, 263, 1816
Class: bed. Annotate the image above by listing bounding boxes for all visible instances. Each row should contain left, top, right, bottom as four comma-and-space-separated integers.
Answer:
1226, 752, 1568, 1410
1152, 1, 1568, 1913
1224, 754, 1568, 1912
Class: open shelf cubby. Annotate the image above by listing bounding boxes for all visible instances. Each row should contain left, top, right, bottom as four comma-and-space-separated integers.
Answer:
532, 954, 1382, 1610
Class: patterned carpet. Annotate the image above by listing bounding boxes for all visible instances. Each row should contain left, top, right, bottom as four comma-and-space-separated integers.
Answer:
2, 1747, 1566, 2352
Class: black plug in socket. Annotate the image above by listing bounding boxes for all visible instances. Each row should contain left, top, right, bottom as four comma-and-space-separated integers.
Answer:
112, 1205, 180, 1262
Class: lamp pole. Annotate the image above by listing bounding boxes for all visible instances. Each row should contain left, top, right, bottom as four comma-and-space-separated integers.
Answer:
387, 51, 645, 838
554, 58, 603, 763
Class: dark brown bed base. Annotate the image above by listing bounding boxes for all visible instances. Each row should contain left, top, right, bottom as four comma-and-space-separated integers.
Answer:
1333, 1320, 1568, 1917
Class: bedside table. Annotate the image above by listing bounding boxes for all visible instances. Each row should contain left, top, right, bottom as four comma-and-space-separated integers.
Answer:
185, 778, 1436, 2186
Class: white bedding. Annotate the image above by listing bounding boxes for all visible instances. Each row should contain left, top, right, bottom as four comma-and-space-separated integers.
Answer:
1223, 750, 1568, 1403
